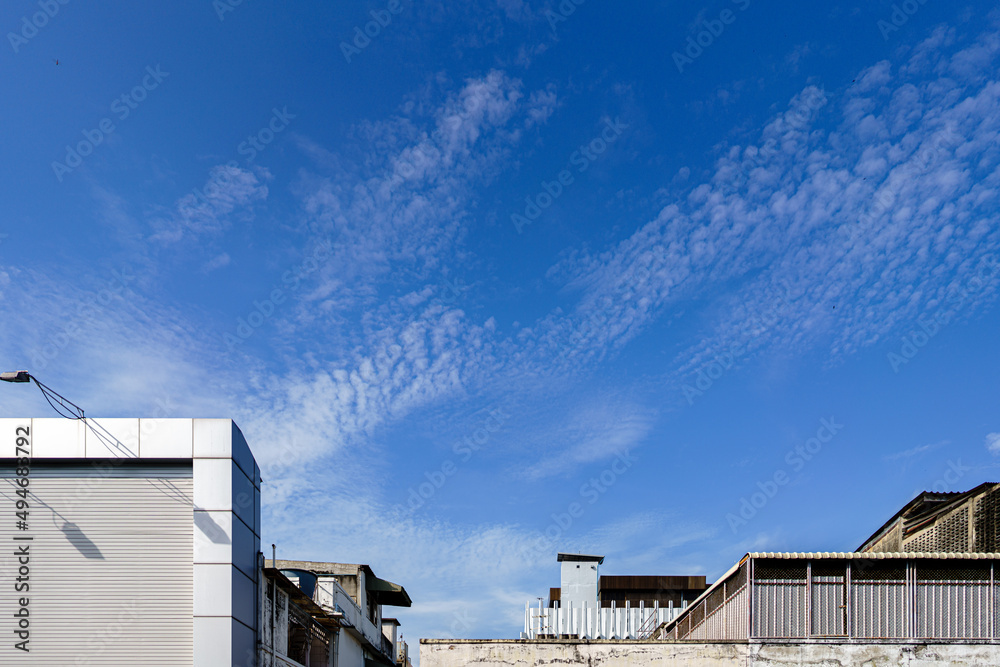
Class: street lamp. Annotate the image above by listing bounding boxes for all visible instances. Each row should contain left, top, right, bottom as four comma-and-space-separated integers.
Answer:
2, 370, 85, 419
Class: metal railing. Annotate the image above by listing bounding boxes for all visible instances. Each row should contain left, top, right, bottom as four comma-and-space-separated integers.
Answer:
661, 554, 1000, 642
523, 599, 686, 640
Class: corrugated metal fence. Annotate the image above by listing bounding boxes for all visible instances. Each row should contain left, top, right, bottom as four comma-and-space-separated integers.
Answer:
523, 599, 686, 639
661, 554, 1000, 642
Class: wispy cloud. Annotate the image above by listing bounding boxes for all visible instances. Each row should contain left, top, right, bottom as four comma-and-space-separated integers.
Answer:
542, 27, 1000, 386
987, 432, 1000, 455
202, 252, 231, 273
522, 398, 656, 480
150, 164, 270, 243
884, 440, 948, 462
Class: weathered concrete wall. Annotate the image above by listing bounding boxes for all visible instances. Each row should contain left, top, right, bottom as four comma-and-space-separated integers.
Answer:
420, 639, 1000, 667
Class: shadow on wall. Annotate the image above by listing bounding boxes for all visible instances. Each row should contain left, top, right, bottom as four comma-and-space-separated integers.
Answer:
60, 522, 105, 560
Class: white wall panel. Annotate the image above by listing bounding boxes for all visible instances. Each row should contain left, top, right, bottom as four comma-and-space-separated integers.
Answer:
194, 419, 236, 458
140, 419, 194, 458
29, 419, 86, 458
195, 617, 232, 667
194, 564, 233, 616
231, 462, 255, 531
0, 469, 193, 665
0, 418, 33, 458
232, 512, 257, 579
232, 567, 256, 630
194, 458, 233, 510
194, 509, 234, 564
85, 418, 139, 458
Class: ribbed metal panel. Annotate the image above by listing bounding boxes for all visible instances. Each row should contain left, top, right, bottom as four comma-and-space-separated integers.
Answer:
916, 564, 991, 638
811, 562, 847, 636
663, 554, 1000, 642
752, 562, 806, 638
1, 465, 192, 479
748, 552, 1000, 559
851, 563, 907, 638
0, 472, 193, 665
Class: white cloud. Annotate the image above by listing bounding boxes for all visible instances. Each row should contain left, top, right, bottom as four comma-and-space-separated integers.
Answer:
202, 252, 231, 273
524, 85, 558, 128
986, 432, 1000, 455
522, 398, 656, 480
541, 27, 1000, 382
6, 25, 1000, 651
884, 440, 948, 462
150, 164, 270, 243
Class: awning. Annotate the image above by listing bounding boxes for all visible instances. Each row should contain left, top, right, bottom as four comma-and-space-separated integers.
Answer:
366, 575, 412, 607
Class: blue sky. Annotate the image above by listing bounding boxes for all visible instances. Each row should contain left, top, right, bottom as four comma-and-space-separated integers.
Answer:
3, 0, 1000, 649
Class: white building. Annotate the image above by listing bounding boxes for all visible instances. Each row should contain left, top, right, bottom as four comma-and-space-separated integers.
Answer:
0, 417, 410, 667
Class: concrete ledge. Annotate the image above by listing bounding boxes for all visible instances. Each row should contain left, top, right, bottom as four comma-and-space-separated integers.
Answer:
420, 640, 1000, 667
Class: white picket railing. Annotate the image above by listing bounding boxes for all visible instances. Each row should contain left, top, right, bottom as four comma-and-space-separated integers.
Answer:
522, 599, 687, 640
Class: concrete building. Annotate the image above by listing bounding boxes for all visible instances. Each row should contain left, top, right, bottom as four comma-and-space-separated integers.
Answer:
0, 417, 411, 667
440, 550, 1000, 666
422, 638, 1000, 666
549, 552, 707, 610
556, 552, 603, 609
524, 553, 707, 640
260, 567, 342, 666
267, 559, 412, 667
426, 485, 1000, 667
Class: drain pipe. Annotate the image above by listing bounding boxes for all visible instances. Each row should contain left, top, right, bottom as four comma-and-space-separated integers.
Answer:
271, 544, 277, 665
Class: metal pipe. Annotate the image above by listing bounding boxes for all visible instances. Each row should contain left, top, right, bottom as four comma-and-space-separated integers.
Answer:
805, 560, 812, 638
845, 560, 852, 639
271, 544, 277, 664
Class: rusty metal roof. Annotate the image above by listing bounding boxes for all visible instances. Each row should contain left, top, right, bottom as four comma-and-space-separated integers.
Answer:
856, 482, 999, 551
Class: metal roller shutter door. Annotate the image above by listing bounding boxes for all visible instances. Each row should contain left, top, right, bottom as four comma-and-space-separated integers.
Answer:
1, 465, 193, 666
